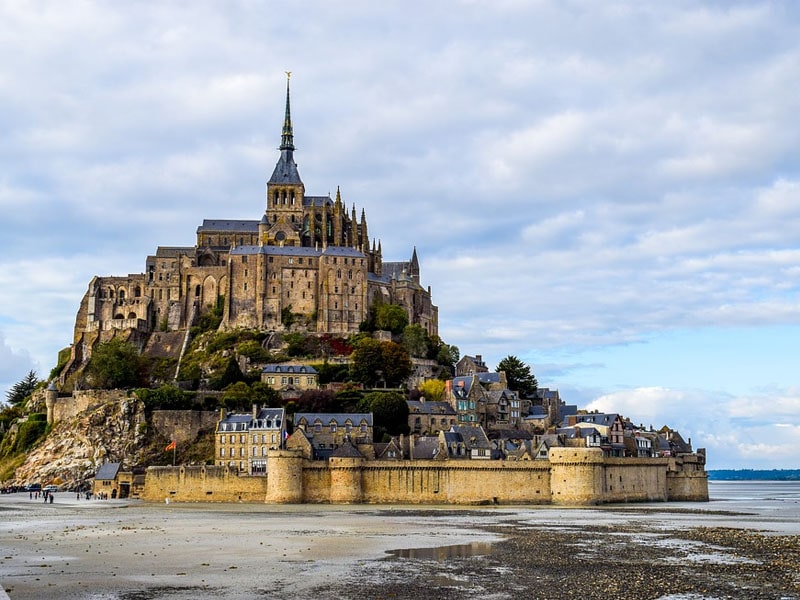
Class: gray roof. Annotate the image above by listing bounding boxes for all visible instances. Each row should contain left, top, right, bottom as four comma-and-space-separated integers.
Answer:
302, 195, 332, 208
197, 219, 260, 233
451, 425, 491, 449
95, 462, 122, 481
407, 400, 456, 415
262, 364, 318, 375
330, 440, 365, 459
295, 413, 373, 427
477, 372, 501, 385
268, 149, 303, 185
573, 413, 621, 426
412, 436, 441, 459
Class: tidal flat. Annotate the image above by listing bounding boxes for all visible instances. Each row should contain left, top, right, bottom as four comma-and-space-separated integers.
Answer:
1, 481, 799, 599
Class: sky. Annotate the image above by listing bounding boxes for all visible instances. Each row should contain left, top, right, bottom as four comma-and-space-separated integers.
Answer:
1, 1, 799, 470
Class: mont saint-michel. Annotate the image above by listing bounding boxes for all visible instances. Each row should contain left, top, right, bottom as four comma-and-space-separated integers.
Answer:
1, 77, 707, 505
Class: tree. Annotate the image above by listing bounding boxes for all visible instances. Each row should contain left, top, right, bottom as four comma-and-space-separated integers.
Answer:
209, 356, 245, 390
418, 379, 445, 402
357, 391, 409, 440
5, 370, 40, 406
350, 339, 412, 388
85, 339, 145, 389
349, 338, 384, 388
375, 304, 408, 335
380, 342, 413, 388
401, 324, 428, 358
221, 381, 254, 410
496, 355, 538, 398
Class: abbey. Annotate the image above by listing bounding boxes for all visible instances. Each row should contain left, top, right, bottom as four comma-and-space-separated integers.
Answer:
69, 76, 438, 360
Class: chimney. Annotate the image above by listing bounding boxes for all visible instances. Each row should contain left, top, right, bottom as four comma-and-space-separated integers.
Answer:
252, 404, 259, 419
476, 354, 482, 363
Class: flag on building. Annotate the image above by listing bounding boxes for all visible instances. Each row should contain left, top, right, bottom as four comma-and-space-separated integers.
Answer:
165, 440, 176, 452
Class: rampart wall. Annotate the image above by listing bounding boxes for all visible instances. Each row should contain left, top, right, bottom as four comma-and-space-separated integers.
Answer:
142, 448, 708, 505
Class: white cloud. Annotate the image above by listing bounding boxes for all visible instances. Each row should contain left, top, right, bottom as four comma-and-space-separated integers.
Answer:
1, 1, 799, 467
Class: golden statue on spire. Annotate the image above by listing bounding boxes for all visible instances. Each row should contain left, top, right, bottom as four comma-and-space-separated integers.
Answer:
286, 71, 291, 80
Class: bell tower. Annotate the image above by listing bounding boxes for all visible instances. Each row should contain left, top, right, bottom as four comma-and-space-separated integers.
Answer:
265, 72, 305, 246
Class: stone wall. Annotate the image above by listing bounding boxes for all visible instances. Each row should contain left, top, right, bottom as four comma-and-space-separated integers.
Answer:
142, 447, 708, 505
51, 390, 129, 423
150, 410, 218, 444
142, 466, 266, 503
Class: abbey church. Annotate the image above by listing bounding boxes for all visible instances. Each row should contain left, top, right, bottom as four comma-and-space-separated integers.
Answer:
69, 76, 438, 365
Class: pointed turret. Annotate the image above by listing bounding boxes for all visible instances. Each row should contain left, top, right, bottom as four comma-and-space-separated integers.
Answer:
410, 246, 420, 283
268, 72, 303, 186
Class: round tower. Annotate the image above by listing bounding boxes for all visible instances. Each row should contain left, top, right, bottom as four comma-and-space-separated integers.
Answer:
328, 456, 365, 503
548, 447, 605, 505
265, 449, 305, 503
45, 381, 58, 424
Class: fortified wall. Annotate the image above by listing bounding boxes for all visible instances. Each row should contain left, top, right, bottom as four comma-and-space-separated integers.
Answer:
142, 447, 708, 505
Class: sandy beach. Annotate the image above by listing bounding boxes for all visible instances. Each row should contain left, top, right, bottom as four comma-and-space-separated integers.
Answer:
1, 482, 799, 599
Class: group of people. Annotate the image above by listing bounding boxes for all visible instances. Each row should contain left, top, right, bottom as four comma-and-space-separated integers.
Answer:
29, 489, 54, 503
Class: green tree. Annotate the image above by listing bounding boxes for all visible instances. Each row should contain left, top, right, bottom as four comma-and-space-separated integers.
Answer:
136, 384, 191, 410
496, 355, 538, 398
349, 338, 384, 387
5, 370, 40, 406
221, 381, 253, 410
350, 339, 413, 388
380, 342, 413, 387
209, 357, 245, 390
401, 324, 428, 358
357, 391, 409, 440
250, 382, 282, 407
375, 304, 409, 335
85, 339, 145, 389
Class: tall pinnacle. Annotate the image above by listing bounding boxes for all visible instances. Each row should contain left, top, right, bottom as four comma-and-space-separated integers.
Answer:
280, 72, 294, 151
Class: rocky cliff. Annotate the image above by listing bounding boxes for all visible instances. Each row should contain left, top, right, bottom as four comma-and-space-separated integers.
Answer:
12, 394, 148, 488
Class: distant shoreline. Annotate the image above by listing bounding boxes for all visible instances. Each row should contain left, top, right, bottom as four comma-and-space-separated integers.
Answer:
708, 469, 800, 481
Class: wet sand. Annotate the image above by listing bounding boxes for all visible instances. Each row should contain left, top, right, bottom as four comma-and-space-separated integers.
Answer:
1, 483, 799, 599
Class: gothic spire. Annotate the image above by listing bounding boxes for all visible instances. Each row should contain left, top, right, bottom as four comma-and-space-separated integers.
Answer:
268, 72, 303, 186
280, 71, 294, 151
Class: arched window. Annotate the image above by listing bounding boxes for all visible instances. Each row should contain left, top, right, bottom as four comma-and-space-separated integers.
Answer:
118, 289, 125, 300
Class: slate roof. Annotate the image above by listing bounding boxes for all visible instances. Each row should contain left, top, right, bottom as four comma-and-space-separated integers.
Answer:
407, 400, 456, 415
330, 440, 365, 459
251, 408, 285, 430
95, 462, 122, 481
451, 425, 491, 450
573, 413, 621, 426
302, 195, 333, 208
262, 364, 318, 375
294, 413, 373, 427
412, 436, 442, 459
197, 219, 260, 233
477, 372, 501, 385
486, 429, 533, 441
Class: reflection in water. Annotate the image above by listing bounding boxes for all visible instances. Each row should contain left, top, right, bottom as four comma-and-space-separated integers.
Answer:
388, 541, 493, 561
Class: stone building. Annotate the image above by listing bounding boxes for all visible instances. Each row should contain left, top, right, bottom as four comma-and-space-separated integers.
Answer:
64, 75, 437, 380
407, 397, 457, 435
260, 364, 318, 392
292, 412, 373, 460
216, 406, 286, 473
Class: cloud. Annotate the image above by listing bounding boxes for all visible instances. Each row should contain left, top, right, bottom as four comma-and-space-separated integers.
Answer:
1, 1, 799, 468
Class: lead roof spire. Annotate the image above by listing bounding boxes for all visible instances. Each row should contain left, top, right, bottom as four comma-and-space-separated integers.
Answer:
280, 71, 294, 151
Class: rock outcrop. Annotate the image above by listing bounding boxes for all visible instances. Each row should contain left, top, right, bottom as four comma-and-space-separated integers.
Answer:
12, 394, 148, 488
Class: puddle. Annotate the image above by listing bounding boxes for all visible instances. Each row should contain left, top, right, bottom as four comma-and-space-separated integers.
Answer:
387, 541, 494, 561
